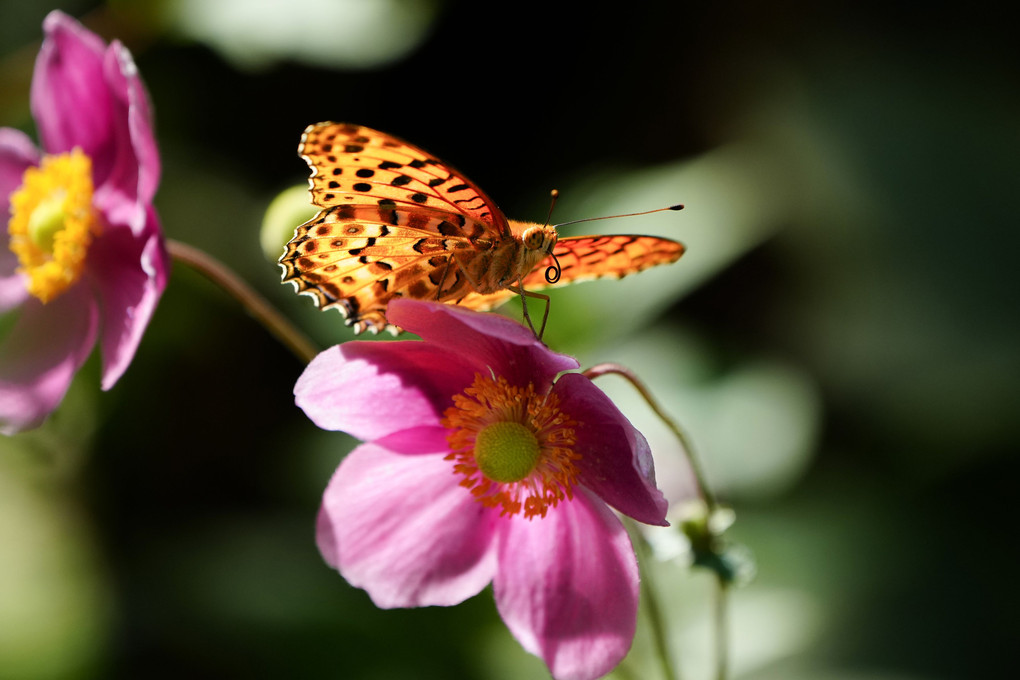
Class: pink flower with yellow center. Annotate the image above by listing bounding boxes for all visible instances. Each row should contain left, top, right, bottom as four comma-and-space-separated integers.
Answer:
297, 300, 669, 680
1, 11, 167, 434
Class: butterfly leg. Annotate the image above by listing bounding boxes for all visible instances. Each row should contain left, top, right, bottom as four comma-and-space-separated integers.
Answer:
507, 282, 550, 341
434, 257, 456, 300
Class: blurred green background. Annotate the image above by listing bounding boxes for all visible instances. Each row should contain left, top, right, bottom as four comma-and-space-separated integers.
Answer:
1, 1, 1018, 678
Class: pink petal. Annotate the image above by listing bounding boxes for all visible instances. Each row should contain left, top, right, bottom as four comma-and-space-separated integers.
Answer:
0, 264, 28, 315
87, 211, 168, 390
317, 443, 498, 608
493, 488, 640, 680
555, 372, 669, 526
388, 300, 579, 390
295, 340, 477, 444
32, 12, 112, 160
374, 425, 452, 454
0, 127, 41, 209
112, 40, 159, 206
0, 285, 99, 434
0, 128, 40, 312
33, 13, 159, 234
91, 41, 159, 234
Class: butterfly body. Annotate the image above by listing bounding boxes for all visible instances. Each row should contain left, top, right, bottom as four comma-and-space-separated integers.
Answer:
458, 221, 558, 294
280, 122, 684, 334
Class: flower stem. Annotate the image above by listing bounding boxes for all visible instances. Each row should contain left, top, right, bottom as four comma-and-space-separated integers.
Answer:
714, 578, 730, 680
582, 362, 729, 680
167, 239, 318, 364
628, 516, 682, 680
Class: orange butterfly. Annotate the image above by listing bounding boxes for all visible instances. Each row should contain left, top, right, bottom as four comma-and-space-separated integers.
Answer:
280, 122, 685, 335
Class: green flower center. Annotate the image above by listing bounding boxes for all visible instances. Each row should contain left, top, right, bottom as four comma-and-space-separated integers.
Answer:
474, 421, 541, 483
26, 192, 67, 252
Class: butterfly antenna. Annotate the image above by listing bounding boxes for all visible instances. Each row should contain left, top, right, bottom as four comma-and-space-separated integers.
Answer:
541, 195, 681, 285
541, 189, 563, 284
553, 203, 684, 229
542, 189, 560, 228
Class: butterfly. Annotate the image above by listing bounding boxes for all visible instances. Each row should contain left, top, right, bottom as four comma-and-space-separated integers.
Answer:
280, 122, 685, 335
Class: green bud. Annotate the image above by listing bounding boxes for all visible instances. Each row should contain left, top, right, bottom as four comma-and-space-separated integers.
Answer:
260, 184, 318, 261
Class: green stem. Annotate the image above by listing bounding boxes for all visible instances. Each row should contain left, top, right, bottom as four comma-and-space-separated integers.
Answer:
167, 239, 318, 364
714, 578, 730, 680
628, 517, 681, 680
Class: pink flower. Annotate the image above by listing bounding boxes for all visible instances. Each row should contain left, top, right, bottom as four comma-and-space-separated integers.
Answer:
297, 300, 669, 680
0, 11, 167, 434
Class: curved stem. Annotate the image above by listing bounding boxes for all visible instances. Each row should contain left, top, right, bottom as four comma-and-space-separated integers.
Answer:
167, 239, 318, 364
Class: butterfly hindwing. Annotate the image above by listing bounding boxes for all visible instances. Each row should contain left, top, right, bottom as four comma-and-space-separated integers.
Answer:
280, 204, 496, 333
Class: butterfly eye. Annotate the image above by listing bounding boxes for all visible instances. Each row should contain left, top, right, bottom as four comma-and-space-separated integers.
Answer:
522, 227, 544, 250
522, 226, 557, 252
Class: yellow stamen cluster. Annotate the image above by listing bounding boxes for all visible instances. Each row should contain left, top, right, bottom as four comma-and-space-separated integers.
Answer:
442, 373, 580, 519
7, 148, 98, 303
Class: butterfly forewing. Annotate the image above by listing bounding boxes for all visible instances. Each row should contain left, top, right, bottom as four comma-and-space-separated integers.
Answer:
284, 122, 517, 332
531, 234, 685, 285
456, 230, 686, 311
299, 122, 508, 233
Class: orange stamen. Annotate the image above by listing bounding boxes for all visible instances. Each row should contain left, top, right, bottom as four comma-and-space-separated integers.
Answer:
441, 373, 580, 519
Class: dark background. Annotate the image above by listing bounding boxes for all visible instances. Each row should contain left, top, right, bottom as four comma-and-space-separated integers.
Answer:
1, 1, 1017, 678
